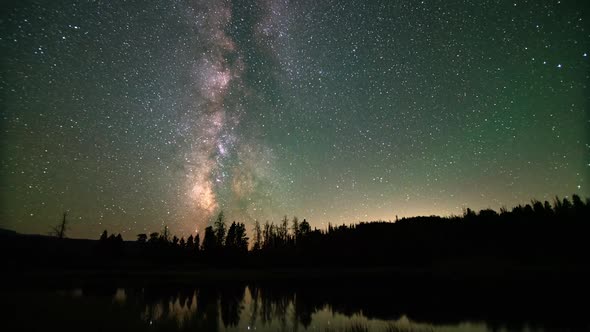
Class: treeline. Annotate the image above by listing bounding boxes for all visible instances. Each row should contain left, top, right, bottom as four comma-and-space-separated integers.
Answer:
122, 212, 252, 263
93, 194, 589, 268
129, 212, 313, 254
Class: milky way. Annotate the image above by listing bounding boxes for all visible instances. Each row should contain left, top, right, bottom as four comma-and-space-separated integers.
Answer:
183, 0, 242, 219
180, 0, 285, 231
1, 0, 588, 238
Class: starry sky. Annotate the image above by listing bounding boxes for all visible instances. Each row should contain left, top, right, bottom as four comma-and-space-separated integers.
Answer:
1, 0, 588, 239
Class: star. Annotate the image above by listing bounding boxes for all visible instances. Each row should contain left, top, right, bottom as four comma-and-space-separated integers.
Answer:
1, 0, 587, 238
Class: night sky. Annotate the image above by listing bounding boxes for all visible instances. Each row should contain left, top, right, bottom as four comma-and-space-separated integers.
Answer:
1, 0, 588, 239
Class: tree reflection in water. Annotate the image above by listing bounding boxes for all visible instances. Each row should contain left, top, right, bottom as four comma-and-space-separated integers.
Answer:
4, 282, 587, 332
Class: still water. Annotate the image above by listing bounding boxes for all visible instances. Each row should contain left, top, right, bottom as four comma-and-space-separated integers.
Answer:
1, 283, 582, 331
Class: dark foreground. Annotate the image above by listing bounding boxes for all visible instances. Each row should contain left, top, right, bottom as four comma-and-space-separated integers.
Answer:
3, 271, 589, 332
2, 198, 589, 331
2, 263, 589, 332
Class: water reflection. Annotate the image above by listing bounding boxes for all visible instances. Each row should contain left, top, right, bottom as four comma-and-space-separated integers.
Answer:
3, 283, 585, 331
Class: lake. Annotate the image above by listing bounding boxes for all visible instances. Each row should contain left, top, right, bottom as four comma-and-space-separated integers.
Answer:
2, 280, 585, 331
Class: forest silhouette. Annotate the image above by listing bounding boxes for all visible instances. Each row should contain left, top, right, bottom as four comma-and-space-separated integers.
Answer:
2, 194, 589, 331
3, 194, 588, 274
98, 194, 589, 267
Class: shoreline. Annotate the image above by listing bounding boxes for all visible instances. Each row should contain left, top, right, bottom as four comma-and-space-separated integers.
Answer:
7, 263, 588, 287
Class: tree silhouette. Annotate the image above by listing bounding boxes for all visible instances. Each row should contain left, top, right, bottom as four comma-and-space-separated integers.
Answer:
186, 234, 194, 251
463, 207, 476, 221
252, 220, 262, 251
292, 216, 300, 244
225, 222, 249, 253
50, 212, 69, 239
202, 226, 216, 252
532, 200, 545, 215
226, 222, 238, 251
263, 221, 271, 249
556, 197, 573, 219
554, 196, 564, 214
214, 211, 226, 248
571, 194, 588, 219
235, 222, 248, 252
299, 219, 311, 237
97, 231, 123, 256
195, 233, 201, 253
544, 200, 553, 215
220, 285, 245, 328
137, 233, 147, 243
161, 225, 170, 242
280, 215, 289, 244
148, 232, 159, 244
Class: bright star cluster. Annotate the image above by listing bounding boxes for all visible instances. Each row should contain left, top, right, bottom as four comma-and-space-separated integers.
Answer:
1, 0, 588, 238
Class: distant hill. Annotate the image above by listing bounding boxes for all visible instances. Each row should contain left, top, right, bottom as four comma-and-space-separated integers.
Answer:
0, 228, 18, 237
